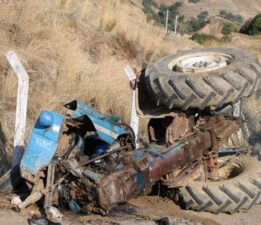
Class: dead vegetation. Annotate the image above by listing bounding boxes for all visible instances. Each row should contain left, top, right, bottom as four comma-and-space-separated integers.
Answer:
0, 0, 196, 148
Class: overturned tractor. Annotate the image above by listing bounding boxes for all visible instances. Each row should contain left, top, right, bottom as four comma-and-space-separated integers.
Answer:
8, 48, 261, 222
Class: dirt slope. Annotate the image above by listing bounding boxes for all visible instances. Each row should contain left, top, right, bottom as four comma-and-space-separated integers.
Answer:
198, 18, 224, 37
156, 0, 261, 20
1, 194, 261, 225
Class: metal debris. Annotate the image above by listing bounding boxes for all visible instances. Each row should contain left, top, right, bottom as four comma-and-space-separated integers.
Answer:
8, 100, 244, 216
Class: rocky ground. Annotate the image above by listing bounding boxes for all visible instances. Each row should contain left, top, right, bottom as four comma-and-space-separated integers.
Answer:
0, 195, 261, 225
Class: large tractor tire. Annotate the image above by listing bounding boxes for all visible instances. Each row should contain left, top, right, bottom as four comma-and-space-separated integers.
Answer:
177, 155, 261, 213
145, 48, 261, 110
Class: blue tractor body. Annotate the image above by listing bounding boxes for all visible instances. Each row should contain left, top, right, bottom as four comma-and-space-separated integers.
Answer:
69, 100, 126, 145
20, 100, 128, 182
17, 99, 244, 214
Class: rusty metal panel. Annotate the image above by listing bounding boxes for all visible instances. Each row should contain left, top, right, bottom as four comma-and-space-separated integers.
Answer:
149, 131, 211, 183
98, 168, 141, 211
165, 114, 193, 146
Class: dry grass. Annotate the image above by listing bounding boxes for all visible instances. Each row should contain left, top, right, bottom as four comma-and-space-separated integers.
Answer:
0, 1, 95, 138
0, 0, 196, 146
0, 0, 259, 158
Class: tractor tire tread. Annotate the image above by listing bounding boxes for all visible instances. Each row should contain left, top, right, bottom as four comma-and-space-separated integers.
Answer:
145, 48, 261, 110
177, 156, 261, 213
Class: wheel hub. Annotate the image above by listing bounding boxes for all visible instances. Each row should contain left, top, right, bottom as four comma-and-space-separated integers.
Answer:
170, 53, 233, 73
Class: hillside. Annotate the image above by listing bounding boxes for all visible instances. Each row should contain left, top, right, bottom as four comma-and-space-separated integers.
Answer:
0, 1, 259, 149
156, 0, 261, 20
0, 0, 196, 147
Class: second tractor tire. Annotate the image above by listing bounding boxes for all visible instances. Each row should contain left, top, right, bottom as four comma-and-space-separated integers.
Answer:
145, 48, 261, 111
177, 155, 261, 213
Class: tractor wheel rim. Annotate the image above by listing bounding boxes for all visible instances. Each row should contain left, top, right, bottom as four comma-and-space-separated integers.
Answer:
169, 53, 233, 73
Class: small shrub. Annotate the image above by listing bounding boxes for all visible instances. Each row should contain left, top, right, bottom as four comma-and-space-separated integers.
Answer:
142, 0, 157, 8
141, 1, 209, 33
191, 33, 217, 44
189, 0, 200, 3
187, 11, 209, 32
198, 11, 208, 18
221, 21, 238, 35
144, 1, 183, 30
240, 19, 252, 34
158, 2, 182, 20
142, 0, 162, 24
240, 14, 261, 35
219, 10, 244, 24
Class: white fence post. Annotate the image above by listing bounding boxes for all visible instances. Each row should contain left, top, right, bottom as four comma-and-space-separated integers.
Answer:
123, 65, 139, 144
6, 51, 29, 169
174, 15, 179, 35
165, 9, 169, 33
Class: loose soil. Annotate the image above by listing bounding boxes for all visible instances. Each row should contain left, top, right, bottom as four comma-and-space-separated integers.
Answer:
0, 194, 261, 225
